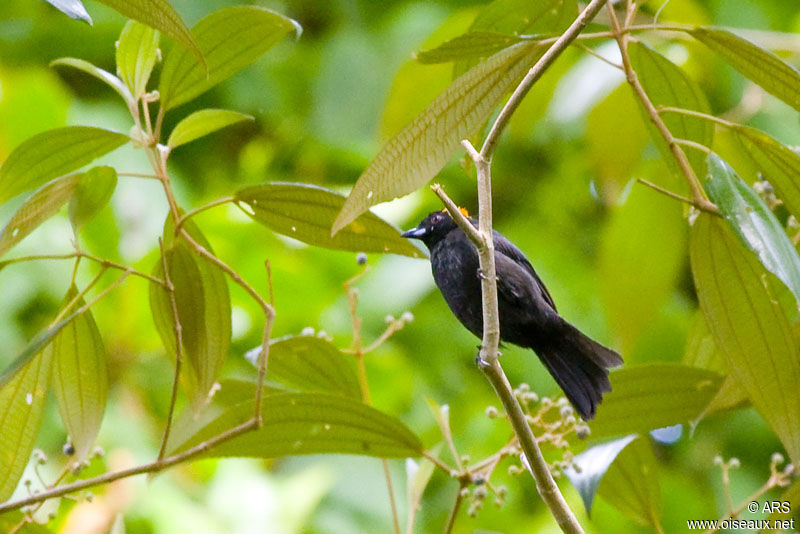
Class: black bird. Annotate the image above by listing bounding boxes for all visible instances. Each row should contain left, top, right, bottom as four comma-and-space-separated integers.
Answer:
402, 210, 622, 420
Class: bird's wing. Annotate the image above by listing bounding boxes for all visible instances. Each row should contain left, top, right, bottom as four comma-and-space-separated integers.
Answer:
493, 232, 557, 312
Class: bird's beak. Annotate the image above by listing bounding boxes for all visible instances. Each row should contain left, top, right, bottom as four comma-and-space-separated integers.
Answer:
401, 226, 428, 239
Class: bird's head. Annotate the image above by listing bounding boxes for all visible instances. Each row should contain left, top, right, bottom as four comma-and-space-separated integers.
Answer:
401, 209, 464, 249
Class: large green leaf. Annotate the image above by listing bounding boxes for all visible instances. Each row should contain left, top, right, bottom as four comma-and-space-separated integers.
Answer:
732, 125, 800, 220
116, 20, 160, 100
236, 182, 424, 258
95, 0, 202, 65
565, 434, 637, 515
69, 166, 117, 233
704, 153, 800, 306
468, 0, 577, 34
248, 335, 361, 399
149, 221, 231, 411
691, 214, 800, 464
50, 58, 134, 106
589, 363, 723, 439
0, 174, 80, 258
690, 27, 800, 112
0, 126, 128, 203
48, 286, 108, 462
158, 6, 299, 111
0, 350, 53, 501
627, 41, 713, 180
596, 436, 662, 527
416, 32, 526, 64
167, 109, 253, 149
167, 387, 423, 459
332, 42, 545, 233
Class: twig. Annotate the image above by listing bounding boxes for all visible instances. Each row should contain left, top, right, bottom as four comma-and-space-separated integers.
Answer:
0, 252, 166, 286
636, 178, 719, 214
443, 484, 466, 534
573, 42, 623, 70
50, 266, 109, 326
673, 138, 712, 154
175, 196, 236, 232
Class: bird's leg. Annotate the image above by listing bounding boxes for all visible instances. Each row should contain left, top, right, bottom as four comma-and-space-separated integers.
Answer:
474, 345, 497, 368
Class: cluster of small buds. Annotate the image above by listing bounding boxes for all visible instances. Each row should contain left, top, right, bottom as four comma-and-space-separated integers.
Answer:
300, 326, 315, 336
32, 449, 48, 465
493, 485, 508, 508
713, 455, 740, 469
485, 405, 500, 419
466, 484, 488, 517
753, 179, 781, 210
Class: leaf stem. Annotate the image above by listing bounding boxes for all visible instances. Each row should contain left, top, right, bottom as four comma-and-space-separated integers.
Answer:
175, 196, 236, 232
0, 252, 166, 286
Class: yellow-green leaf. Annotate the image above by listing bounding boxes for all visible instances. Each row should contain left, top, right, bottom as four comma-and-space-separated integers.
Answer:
247, 335, 361, 399
158, 6, 299, 111
116, 20, 160, 99
628, 41, 713, 180
332, 42, 545, 233
48, 286, 107, 462
590, 363, 723, 439
50, 58, 133, 106
0, 511, 55, 533
690, 27, 800, 112
236, 182, 424, 258
704, 153, 800, 306
167, 386, 423, 459
0, 174, 80, 258
416, 32, 525, 64
690, 214, 800, 464
167, 109, 253, 149
468, 0, 577, 34
149, 221, 231, 411
95, 0, 201, 66
0, 350, 53, 501
69, 166, 117, 233
0, 126, 128, 203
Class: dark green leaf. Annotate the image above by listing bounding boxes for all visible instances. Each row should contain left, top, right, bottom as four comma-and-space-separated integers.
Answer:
95, 0, 202, 65
167, 109, 253, 149
236, 182, 424, 258
0, 174, 80, 258
0, 126, 128, 203
44, 0, 92, 24
168, 387, 423, 459
732, 125, 800, 220
247, 335, 361, 399
690, 27, 800, 112
149, 220, 231, 411
596, 436, 662, 527
116, 20, 160, 99
704, 153, 800, 306
416, 32, 526, 64
628, 41, 713, 179
590, 363, 723, 439
565, 434, 637, 515
158, 6, 299, 111
332, 42, 545, 233
0, 350, 53, 501
690, 214, 800, 464
48, 286, 108, 462
50, 58, 134, 106
69, 166, 117, 233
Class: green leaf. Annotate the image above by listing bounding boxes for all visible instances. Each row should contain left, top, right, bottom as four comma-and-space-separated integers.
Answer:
0, 350, 53, 501
50, 57, 134, 106
468, 0, 577, 34
627, 41, 713, 179
416, 32, 525, 64
44, 0, 92, 25
0, 126, 128, 203
158, 6, 299, 111
596, 436, 662, 527
0, 174, 80, 258
704, 153, 800, 306
764, 481, 800, 531
149, 220, 231, 411
116, 21, 160, 100
236, 182, 424, 258
167, 109, 253, 149
690, 27, 800, 112
69, 166, 117, 234
247, 335, 361, 399
332, 42, 546, 233
167, 387, 423, 459
589, 363, 723, 439
565, 434, 637, 515
0, 511, 55, 533
732, 125, 800, 220
95, 0, 202, 66
690, 214, 800, 464
48, 286, 107, 461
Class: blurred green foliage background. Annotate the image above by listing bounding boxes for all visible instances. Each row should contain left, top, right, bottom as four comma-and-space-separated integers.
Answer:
1, 0, 799, 532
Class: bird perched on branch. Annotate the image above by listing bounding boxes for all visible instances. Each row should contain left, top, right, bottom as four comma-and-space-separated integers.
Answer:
402, 209, 622, 420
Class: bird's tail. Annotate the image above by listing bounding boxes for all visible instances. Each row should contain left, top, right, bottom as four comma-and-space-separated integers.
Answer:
531, 319, 623, 421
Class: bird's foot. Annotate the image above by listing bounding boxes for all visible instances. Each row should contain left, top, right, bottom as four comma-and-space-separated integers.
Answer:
477, 269, 488, 280
474, 354, 490, 368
